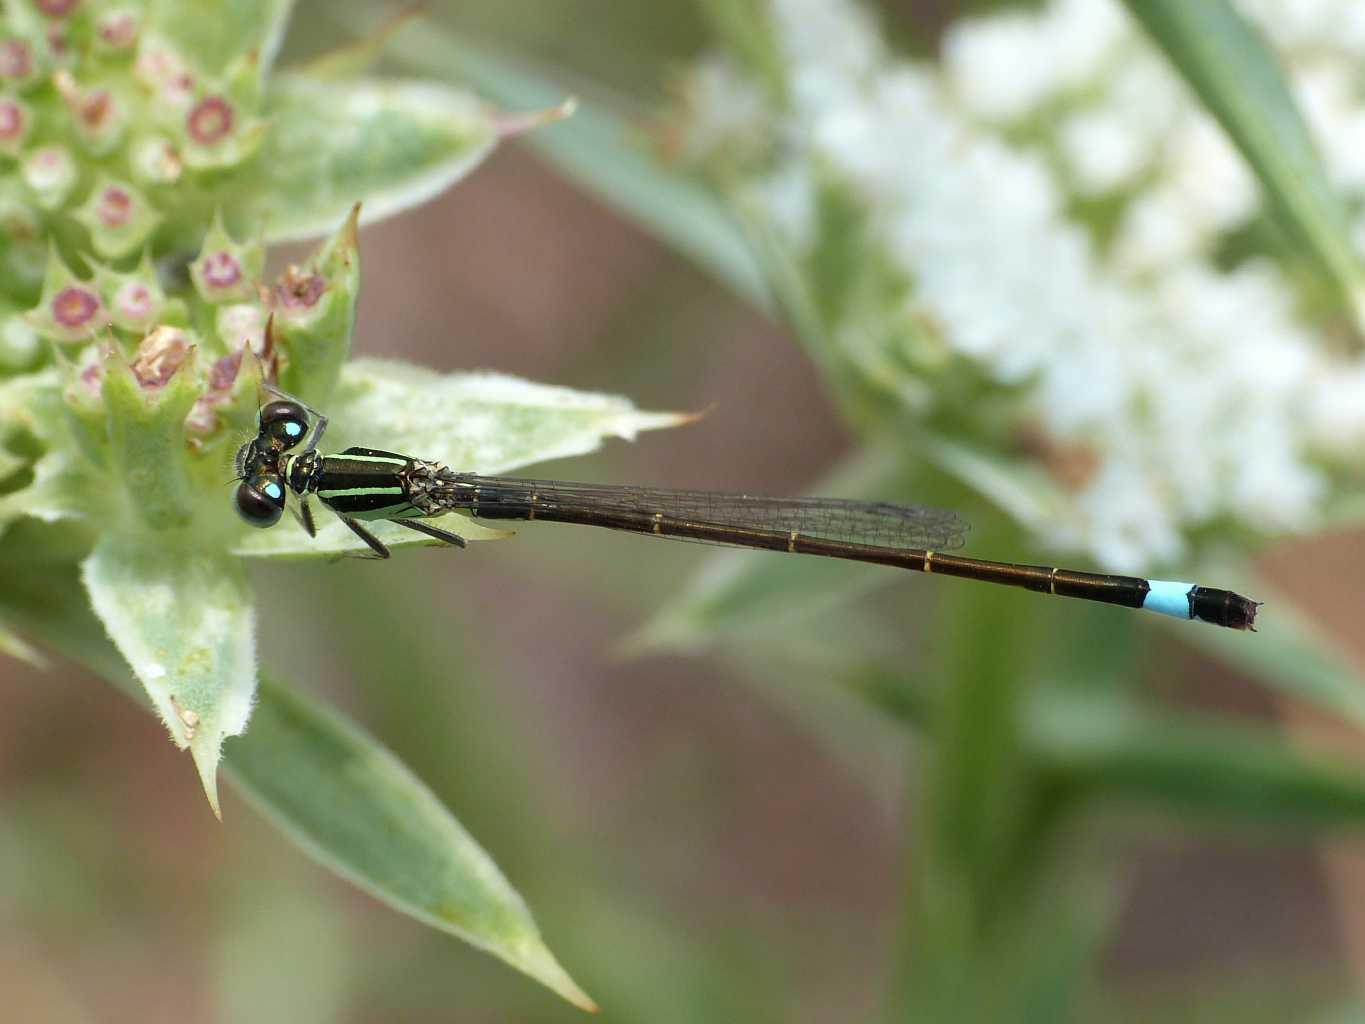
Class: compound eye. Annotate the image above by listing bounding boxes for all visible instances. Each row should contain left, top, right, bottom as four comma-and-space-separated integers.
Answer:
234, 475, 286, 527
258, 400, 309, 450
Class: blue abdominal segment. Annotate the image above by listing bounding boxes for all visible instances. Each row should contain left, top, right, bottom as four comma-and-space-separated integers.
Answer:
1142, 579, 1195, 620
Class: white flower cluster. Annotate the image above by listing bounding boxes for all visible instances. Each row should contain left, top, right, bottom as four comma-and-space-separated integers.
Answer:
679, 0, 1365, 570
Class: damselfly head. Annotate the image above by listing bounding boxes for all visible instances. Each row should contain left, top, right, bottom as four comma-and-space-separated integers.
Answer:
257, 399, 309, 451
235, 473, 286, 528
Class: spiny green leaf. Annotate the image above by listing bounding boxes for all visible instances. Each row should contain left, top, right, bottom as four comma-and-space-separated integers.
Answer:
73, 178, 162, 261
298, 6, 422, 81
190, 210, 264, 305
0, 368, 95, 536
1124, 0, 1365, 328
233, 511, 512, 560
235, 75, 498, 242
272, 203, 360, 407
225, 676, 597, 1013
101, 349, 200, 532
373, 18, 769, 309
330, 358, 691, 475
0, 611, 43, 668
146, 0, 295, 80
81, 535, 255, 817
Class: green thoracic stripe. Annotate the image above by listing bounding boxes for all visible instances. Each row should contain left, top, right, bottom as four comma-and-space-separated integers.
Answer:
318, 486, 405, 498
330, 455, 407, 465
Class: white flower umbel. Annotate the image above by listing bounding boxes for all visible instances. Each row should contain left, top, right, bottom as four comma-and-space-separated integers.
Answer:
678, 0, 1365, 570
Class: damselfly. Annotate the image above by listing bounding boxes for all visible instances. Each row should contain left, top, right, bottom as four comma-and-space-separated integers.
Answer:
233, 393, 1260, 631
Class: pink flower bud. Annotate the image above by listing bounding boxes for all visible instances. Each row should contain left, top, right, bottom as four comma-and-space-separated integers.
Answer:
164, 73, 193, 109
200, 250, 241, 290
71, 346, 104, 398
97, 11, 137, 49
0, 40, 32, 80
186, 349, 246, 436
23, 145, 75, 200
130, 136, 182, 184
77, 90, 115, 132
217, 303, 266, 353
52, 286, 100, 330
2, 207, 36, 242
275, 267, 326, 311
37, 0, 80, 17
96, 185, 133, 228
79, 358, 102, 390
0, 99, 25, 141
187, 95, 234, 146
130, 326, 190, 388
114, 281, 153, 321
208, 349, 242, 391
136, 48, 193, 108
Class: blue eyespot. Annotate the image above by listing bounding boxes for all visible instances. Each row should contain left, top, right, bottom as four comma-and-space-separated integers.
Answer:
284, 422, 304, 437
263, 481, 284, 500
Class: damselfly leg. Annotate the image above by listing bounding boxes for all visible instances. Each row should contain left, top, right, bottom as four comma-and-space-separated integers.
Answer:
338, 516, 392, 559
394, 518, 468, 549
296, 496, 317, 538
